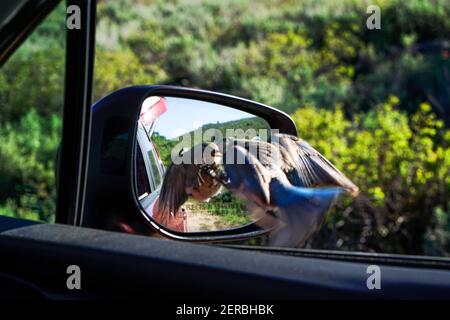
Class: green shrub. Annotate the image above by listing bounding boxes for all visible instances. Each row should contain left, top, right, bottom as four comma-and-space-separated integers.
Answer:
292, 97, 449, 255
0, 110, 61, 222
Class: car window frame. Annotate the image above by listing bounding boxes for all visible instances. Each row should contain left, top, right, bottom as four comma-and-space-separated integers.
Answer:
136, 124, 164, 193
0, 0, 61, 67
135, 142, 152, 201
55, 0, 97, 227
3, 0, 447, 267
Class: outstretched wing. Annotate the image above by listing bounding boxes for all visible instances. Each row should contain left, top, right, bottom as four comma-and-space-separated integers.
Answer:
268, 180, 342, 247
274, 133, 359, 197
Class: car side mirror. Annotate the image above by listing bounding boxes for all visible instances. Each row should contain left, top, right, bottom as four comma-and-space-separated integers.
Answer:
84, 85, 297, 243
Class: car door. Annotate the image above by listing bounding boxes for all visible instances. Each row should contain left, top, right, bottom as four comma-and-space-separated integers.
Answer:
0, 0, 450, 301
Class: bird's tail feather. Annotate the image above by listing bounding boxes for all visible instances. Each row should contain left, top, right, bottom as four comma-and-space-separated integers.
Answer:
268, 179, 342, 247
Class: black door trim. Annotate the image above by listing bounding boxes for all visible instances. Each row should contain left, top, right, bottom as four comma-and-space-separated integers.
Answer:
222, 245, 450, 270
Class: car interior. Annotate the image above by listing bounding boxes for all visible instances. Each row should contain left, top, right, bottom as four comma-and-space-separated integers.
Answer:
0, 0, 449, 301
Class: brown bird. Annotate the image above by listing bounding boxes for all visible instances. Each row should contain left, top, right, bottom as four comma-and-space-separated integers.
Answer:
157, 143, 223, 216
157, 134, 359, 247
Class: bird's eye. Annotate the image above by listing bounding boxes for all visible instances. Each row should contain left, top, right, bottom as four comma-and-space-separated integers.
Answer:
179, 148, 187, 156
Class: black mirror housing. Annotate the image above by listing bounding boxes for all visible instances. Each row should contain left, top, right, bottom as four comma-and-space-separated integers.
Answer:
84, 85, 297, 242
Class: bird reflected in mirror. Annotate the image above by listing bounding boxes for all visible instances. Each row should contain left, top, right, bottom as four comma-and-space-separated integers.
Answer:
157, 133, 359, 247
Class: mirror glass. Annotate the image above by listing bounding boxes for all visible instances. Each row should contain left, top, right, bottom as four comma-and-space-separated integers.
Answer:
135, 96, 271, 233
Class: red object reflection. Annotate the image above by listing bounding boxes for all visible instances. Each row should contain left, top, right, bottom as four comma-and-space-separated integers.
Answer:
140, 96, 168, 126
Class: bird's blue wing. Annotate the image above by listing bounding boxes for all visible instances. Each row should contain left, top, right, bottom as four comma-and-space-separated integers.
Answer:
268, 178, 342, 247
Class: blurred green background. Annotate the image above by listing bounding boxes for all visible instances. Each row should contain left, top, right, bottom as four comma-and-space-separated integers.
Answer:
0, 0, 448, 255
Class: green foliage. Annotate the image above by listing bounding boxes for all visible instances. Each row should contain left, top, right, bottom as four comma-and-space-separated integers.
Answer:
0, 37, 65, 124
94, 49, 165, 101
0, 2, 65, 222
92, 0, 450, 122
0, 3, 65, 123
151, 132, 178, 167
292, 97, 450, 255
0, 110, 61, 222
424, 205, 450, 256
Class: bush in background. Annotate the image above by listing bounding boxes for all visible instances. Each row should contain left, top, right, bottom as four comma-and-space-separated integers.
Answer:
293, 97, 449, 255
